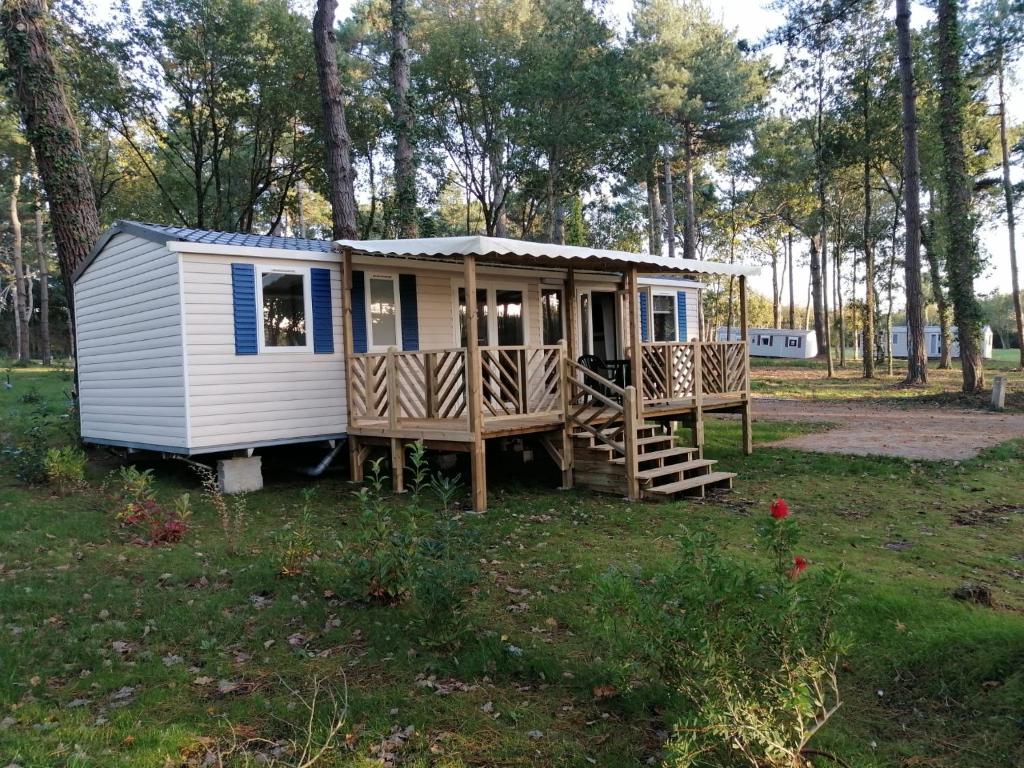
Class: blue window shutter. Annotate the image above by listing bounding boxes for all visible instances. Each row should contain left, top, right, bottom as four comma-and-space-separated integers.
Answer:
639, 290, 650, 342
677, 291, 688, 341
231, 263, 258, 355
311, 268, 334, 354
350, 270, 367, 353
398, 273, 419, 351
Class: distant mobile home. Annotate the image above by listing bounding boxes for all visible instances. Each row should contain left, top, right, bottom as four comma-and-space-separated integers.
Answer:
716, 327, 818, 359
74, 222, 759, 510
882, 325, 994, 360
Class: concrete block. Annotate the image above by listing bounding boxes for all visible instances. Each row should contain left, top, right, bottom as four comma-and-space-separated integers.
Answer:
217, 456, 263, 494
992, 375, 1007, 410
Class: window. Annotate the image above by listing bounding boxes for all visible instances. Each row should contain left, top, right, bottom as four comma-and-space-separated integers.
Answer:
652, 294, 676, 342
368, 275, 399, 349
495, 289, 524, 345
458, 288, 488, 347
786, 336, 801, 348
261, 270, 307, 348
758, 335, 773, 347
541, 288, 564, 345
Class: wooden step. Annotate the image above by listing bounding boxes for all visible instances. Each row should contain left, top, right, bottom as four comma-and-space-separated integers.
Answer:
610, 447, 697, 465
586, 434, 674, 454
636, 459, 716, 482
643, 471, 736, 497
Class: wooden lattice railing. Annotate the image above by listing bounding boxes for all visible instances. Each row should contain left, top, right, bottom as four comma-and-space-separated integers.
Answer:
349, 344, 564, 425
639, 340, 748, 404
700, 341, 748, 396
350, 348, 468, 423
480, 345, 562, 417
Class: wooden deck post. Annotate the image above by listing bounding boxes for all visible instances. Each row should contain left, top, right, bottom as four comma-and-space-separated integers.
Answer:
739, 274, 753, 455
623, 385, 640, 501
626, 266, 643, 402
565, 268, 578, 362
341, 246, 363, 480
558, 341, 574, 489
693, 340, 705, 458
464, 254, 487, 512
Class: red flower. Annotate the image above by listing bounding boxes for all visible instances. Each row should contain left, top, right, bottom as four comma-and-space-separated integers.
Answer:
770, 498, 790, 520
788, 556, 808, 580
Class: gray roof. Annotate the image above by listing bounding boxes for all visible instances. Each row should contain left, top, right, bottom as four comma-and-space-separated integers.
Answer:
75, 220, 332, 282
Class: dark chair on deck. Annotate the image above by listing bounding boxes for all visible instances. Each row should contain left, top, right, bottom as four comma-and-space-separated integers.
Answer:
577, 355, 618, 403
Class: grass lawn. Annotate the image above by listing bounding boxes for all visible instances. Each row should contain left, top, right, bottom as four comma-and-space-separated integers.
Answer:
2, 364, 1023, 766
751, 348, 1024, 410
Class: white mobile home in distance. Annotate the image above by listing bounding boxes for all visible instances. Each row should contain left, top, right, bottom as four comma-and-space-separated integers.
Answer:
717, 327, 818, 359
884, 325, 994, 359
75, 222, 759, 510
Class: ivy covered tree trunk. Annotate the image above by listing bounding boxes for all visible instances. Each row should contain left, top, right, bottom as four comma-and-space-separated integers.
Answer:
313, 0, 358, 240
11, 169, 30, 363
682, 129, 696, 261
34, 172, 49, 365
935, 0, 984, 392
1, 0, 100, 340
922, 199, 953, 369
390, 0, 417, 238
895, 0, 928, 385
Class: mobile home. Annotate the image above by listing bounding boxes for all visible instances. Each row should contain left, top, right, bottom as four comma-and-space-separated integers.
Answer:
75, 222, 758, 510
716, 327, 818, 359
883, 325, 994, 360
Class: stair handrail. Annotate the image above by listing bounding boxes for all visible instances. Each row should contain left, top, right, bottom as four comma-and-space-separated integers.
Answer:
564, 358, 627, 456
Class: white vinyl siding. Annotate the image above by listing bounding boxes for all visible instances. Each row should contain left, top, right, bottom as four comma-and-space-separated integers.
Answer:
180, 252, 347, 450
75, 233, 188, 448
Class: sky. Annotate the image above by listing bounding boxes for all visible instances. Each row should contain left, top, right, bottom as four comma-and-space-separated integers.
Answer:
88, 0, 1022, 307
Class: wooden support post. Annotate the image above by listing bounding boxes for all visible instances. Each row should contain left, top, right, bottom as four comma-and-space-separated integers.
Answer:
386, 346, 399, 429
390, 438, 405, 493
558, 341, 574, 489
349, 435, 365, 482
565, 268, 578, 362
623, 385, 640, 501
626, 266, 643, 402
464, 254, 487, 512
739, 275, 753, 455
341, 248, 364, 479
693, 340, 705, 458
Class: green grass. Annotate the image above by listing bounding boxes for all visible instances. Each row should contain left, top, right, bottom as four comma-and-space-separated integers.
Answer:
1, 367, 1024, 766
750, 348, 1023, 409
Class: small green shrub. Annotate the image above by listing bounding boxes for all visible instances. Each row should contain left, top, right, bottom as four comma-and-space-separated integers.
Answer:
9, 402, 54, 485
19, 387, 42, 404
110, 465, 157, 522
43, 446, 87, 495
595, 499, 845, 768
274, 487, 319, 577
340, 457, 420, 602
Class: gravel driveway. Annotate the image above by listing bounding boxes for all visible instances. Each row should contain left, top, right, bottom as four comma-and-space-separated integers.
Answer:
754, 398, 1024, 461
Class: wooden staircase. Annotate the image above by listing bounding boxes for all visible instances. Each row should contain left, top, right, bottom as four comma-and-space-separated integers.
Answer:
572, 422, 735, 500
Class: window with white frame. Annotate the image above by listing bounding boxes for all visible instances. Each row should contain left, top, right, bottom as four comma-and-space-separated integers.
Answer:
260, 269, 309, 348
456, 285, 526, 347
541, 288, 564, 345
786, 336, 801, 348
757, 335, 773, 347
652, 294, 677, 342
367, 274, 400, 350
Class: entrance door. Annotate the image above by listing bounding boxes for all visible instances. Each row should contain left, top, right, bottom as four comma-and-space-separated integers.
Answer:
580, 290, 620, 361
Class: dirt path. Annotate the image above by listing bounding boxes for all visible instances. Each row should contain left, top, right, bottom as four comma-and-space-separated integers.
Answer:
754, 398, 1024, 460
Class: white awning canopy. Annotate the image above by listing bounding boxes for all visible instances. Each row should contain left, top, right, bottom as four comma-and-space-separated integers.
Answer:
334, 235, 759, 278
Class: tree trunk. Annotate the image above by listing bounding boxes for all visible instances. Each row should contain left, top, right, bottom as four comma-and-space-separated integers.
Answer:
34, 171, 49, 365
771, 245, 780, 329
997, 45, 1023, 368
682, 130, 696, 261
663, 152, 676, 258
809, 233, 826, 355
11, 168, 28, 363
390, 0, 417, 238
647, 160, 662, 255
935, 0, 984, 391
863, 132, 875, 378
896, 0, 928, 385
313, 0, 359, 240
1, 0, 100, 346
489, 149, 507, 237
887, 210, 898, 376
834, 216, 845, 368
788, 230, 796, 329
